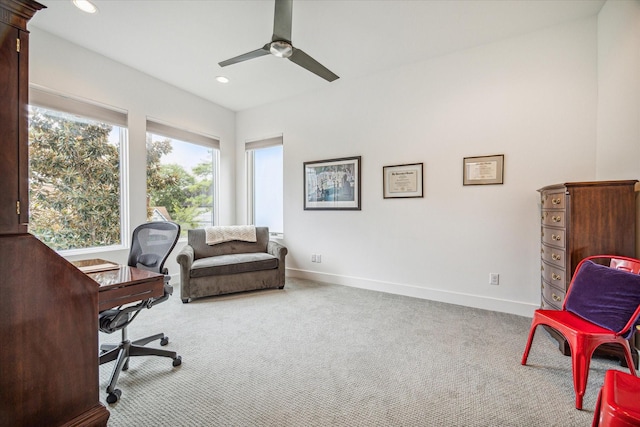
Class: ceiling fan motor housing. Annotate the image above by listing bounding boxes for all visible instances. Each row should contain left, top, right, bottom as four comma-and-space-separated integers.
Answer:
269, 40, 293, 58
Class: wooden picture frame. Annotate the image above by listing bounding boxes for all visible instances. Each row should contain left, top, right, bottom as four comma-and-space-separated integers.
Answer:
304, 156, 361, 210
383, 163, 424, 198
463, 154, 504, 185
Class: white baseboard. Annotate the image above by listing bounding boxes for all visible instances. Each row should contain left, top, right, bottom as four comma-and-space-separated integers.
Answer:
286, 268, 537, 318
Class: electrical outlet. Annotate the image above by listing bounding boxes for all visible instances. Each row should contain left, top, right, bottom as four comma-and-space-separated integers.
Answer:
311, 254, 317, 262
489, 273, 499, 285
317, 254, 322, 263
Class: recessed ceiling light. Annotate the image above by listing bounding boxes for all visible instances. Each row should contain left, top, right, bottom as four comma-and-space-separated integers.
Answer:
73, 0, 98, 14
216, 76, 230, 84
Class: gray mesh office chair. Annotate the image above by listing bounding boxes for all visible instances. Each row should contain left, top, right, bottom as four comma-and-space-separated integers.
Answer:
98, 221, 182, 404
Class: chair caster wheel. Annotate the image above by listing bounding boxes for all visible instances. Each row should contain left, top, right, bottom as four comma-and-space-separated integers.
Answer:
181, 298, 189, 303
160, 336, 169, 346
106, 389, 121, 404
173, 356, 182, 367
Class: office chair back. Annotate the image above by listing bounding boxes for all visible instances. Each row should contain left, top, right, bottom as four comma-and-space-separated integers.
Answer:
100, 221, 180, 333
128, 221, 180, 276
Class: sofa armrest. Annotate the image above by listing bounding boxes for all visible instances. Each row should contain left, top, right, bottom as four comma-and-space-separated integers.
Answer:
176, 245, 195, 302
267, 240, 288, 260
267, 241, 288, 287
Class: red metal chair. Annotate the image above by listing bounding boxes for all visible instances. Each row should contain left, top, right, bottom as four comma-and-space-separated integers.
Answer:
592, 369, 640, 427
521, 255, 640, 410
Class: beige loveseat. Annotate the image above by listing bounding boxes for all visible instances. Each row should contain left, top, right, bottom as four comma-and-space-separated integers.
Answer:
176, 226, 287, 303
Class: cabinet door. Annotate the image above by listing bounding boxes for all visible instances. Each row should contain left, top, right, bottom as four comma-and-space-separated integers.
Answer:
0, 22, 27, 234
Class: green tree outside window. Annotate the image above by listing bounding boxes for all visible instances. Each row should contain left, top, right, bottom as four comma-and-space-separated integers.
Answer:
28, 106, 122, 251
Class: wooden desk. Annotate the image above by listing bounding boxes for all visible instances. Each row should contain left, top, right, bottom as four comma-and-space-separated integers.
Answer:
73, 259, 164, 311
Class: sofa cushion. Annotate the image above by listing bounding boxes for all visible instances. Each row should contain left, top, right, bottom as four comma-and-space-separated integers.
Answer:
190, 253, 279, 278
188, 227, 269, 259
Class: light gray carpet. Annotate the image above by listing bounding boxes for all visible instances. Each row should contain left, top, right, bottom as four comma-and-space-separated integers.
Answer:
99, 278, 628, 426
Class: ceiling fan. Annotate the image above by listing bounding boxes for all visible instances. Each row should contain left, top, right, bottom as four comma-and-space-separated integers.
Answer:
218, 0, 339, 82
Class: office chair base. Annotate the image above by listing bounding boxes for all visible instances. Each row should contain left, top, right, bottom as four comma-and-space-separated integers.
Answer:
99, 333, 181, 403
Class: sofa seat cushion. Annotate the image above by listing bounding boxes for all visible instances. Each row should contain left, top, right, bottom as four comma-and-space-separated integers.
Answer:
191, 253, 278, 278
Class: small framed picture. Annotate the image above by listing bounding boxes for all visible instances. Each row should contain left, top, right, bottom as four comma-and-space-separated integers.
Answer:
383, 163, 424, 198
463, 154, 504, 185
304, 156, 361, 210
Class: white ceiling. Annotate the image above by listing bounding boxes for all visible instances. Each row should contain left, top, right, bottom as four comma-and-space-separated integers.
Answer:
30, 0, 605, 112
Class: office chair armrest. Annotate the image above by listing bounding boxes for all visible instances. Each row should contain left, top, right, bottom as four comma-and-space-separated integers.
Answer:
146, 283, 173, 309
99, 302, 146, 334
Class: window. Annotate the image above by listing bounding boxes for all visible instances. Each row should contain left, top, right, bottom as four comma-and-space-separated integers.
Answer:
28, 88, 128, 252
146, 119, 219, 236
246, 136, 283, 237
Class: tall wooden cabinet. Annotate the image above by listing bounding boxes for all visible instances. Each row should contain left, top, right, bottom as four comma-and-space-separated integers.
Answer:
0, 0, 31, 234
538, 180, 638, 365
0, 1, 109, 425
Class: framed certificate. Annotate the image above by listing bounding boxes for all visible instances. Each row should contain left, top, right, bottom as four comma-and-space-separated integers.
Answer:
463, 154, 504, 185
383, 163, 424, 198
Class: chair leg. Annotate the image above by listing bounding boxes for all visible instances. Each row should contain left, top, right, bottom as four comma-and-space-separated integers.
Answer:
521, 322, 539, 365
99, 345, 123, 365
619, 340, 637, 377
100, 343, 118, 353
129, 344, 177, 359
570, 337, 604, 410
592, 386, 603, 427
132, 332, 165, 347
105, 341, 130, 395
572, 349, 588, 410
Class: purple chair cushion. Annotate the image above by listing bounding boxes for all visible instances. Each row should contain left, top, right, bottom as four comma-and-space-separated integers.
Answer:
565, 260, 640, 339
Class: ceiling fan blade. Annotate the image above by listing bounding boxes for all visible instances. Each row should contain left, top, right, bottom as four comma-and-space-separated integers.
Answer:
272, 0, 293, 42
289, 48, 339, 82
219, 44, 270, 67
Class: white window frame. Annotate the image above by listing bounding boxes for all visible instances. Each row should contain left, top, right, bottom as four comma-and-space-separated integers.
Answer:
146, 118, 220, 238
29, 86, 130, 255
245, 135, 284, 239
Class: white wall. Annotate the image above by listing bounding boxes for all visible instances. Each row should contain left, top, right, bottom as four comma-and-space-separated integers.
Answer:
237, 18, 599, 317
29, 28, 237, 275
596, 0, 640, 255
596, 0, 640, 179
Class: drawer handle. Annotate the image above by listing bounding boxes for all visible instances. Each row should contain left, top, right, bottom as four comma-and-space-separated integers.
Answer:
552, 253, 561, 261
552, 293, 562, 302
552, 234, 562, 241
552, 216, 561, 223
552, 273, 561, 281
552, 198, 562, 205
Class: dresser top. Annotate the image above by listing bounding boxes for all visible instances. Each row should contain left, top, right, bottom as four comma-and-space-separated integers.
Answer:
538, 180, 638, 193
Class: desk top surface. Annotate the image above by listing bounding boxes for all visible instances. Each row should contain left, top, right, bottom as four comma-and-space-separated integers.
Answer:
72, 259, 163, 290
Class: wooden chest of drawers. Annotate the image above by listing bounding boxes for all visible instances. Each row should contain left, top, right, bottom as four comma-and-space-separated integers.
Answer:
538, 180, 638, 364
